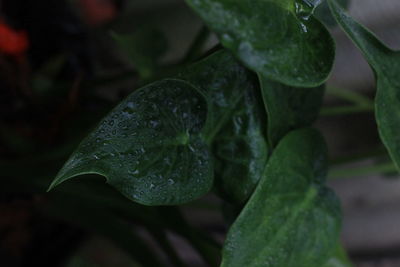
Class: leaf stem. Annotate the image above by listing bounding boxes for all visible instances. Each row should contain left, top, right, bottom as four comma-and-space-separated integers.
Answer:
329, 161, 397, 179
321, 104, 374, 116
326, 86, 373, 106
182, 25, 211, 63
330, 146, 388, 165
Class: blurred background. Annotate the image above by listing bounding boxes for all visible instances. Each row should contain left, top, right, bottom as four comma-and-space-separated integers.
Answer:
1, 0, 400, 266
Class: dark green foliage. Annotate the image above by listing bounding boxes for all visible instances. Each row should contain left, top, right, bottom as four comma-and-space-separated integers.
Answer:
178, 50, 268, 203
221, 128, 341, 267
329, 0, 400, 172
43, 0, 400, 265
112, 27, 168, 79
185, 0, 335, 87
50, 79, 213, 205
260, 76, 325, 146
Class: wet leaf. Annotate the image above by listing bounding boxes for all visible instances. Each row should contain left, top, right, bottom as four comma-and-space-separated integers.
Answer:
178, 50, 268, 203
185, 0, 335, 87
49, 79, 213, 206
260, 76, 324, 146
213, 86, 268, 204
328, 0, 400, 172
221, 128, 341, 267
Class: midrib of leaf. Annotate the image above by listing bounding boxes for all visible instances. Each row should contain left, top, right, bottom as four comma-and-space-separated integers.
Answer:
252, 184, 319, 264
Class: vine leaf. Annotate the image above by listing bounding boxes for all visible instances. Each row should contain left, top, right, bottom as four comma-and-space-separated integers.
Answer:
221, 128, 341, 267
49, 79, 213, 206
328, 0, 400, 172
213, 86, 268, 204
178, 50, 268, 203
260, 75, 324, 147
185, 0, 335, 87
315, 0, 350, 28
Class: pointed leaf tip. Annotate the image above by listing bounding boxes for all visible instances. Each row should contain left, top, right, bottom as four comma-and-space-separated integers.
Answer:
48, 79, 213, 205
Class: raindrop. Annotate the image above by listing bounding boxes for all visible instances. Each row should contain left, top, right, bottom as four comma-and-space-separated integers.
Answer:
149, 120, 159, 128
127, 102, 134, 109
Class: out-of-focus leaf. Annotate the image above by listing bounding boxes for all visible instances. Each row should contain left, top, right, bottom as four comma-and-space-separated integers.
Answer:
112, 27, 167, 79
323, 243, 354, 267
328, 0, 400, 172
315, 0, 350, 27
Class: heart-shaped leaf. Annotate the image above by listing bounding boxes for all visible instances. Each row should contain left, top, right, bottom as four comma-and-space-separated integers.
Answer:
328, 0, 400, 172
49, 79, 213, 206
260, 75, 324, 146
221, 128, 341, 267
178, 50, 269, 203
185, 0, 335, 87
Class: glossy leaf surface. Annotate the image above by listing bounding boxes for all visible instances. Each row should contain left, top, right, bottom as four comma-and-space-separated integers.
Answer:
49, 79, 213, 205
185, 0, 335, 87
260, 76, 324, 146
221, 128, 341, 267
178, 50, 268, 203
328, 0, 400, 171
213, 87, 268, 203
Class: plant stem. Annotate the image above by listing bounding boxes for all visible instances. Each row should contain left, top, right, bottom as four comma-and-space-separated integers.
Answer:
322, 86, 375, 116
329, 162, 397, 179
183, 25, 211, 63
321, 104, 374, 116
325, 86, 373, 106
147, 228, 185, 267
330, 146, 388, 165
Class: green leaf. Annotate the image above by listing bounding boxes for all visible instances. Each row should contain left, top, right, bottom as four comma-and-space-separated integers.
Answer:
185, 0, 335, 87
221, 128, 341, 267
260, 75, 325, 146
49, 79, 213, 206
323, 243, 353, 267
178, 50, 269, 203
328, 0, 400, 172
213, 86, 268, 204
315, 0, 350, 28
112, 27, 167, 79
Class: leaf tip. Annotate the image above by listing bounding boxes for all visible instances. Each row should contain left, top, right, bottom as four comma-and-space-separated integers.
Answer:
47, 176, 65, 192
